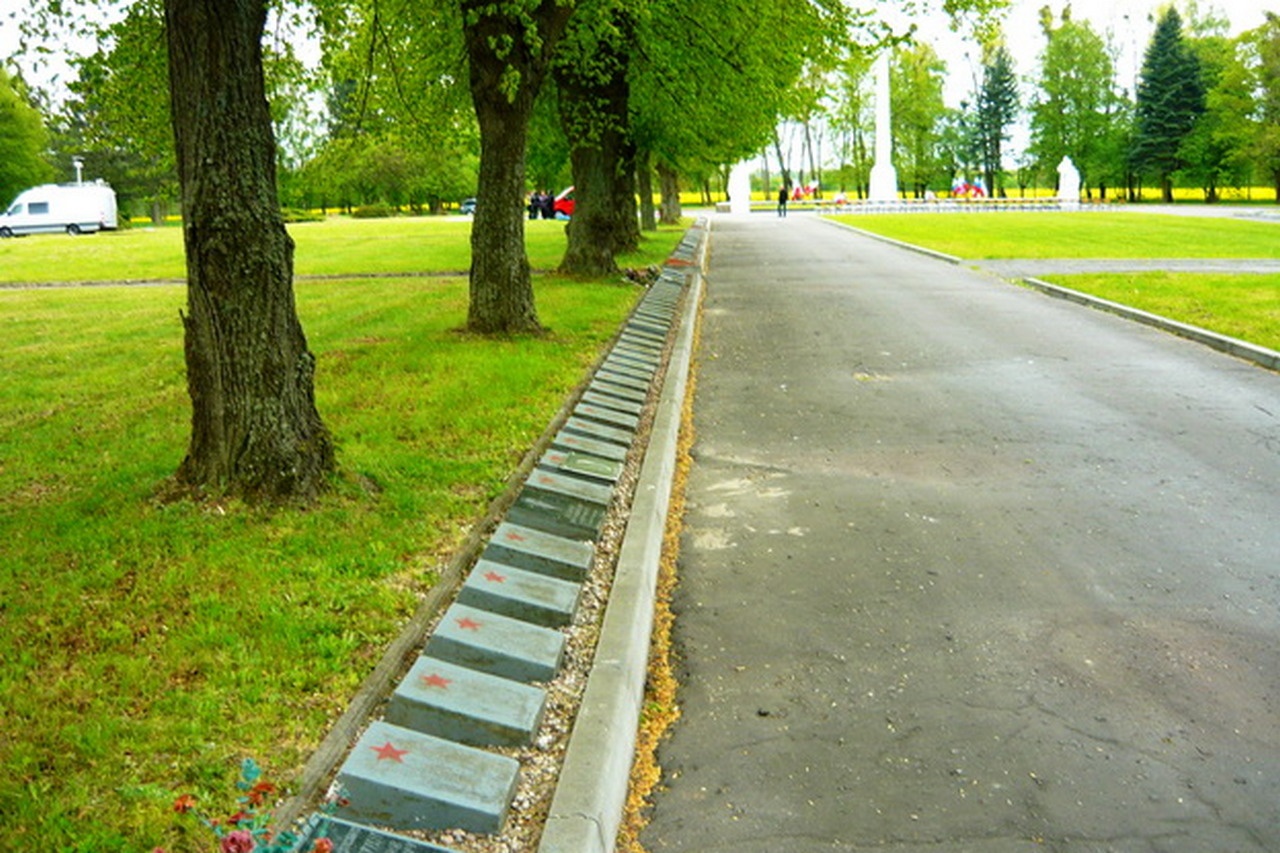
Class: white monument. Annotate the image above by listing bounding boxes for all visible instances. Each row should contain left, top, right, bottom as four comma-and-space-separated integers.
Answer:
1057, 156, 1081, 210
868, 50, 898, 202
728, 162, 753, 215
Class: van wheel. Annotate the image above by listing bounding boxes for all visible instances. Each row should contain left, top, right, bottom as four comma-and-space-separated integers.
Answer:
0, 227, 12, 238
66, 224, 81, 235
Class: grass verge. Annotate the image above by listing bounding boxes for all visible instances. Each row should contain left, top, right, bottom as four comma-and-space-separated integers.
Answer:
0, 215, 578, 284
1040, 271, 1280, 353
0, 221, 687, 852
830, 211, 1280, 259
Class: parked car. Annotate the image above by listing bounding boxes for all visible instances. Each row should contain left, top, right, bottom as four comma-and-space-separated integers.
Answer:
0, 181, 119, 237
553, 187, 575, 218
460, 197, 477, 215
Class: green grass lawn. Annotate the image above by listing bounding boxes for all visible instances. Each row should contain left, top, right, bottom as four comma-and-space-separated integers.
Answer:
0, 219, 688, 852
1040, 271, 1280, 352
836, 211, 1280, 354
831, 211, 1280, 259
0, 215, 578, 283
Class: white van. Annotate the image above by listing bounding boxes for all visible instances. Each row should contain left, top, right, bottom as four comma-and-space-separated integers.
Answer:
0, 182, 119, 237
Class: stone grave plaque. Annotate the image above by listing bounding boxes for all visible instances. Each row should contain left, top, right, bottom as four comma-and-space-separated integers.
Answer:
507, 488, 607, 540
524, 468, 614, 508
481, 520, 596, 581
552, 429, 628, 461
539, 449, 624, 483
290, 813, 458, 853
580, 390, 644, 416
589, 376, 650, 402
426, 603, 564, 682
574, 401, 640, 431
386, 655, 546, 745
564, 414, 634, 447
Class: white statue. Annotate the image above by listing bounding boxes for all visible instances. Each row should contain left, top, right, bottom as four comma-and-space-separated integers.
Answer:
1057, 156, 1081, 209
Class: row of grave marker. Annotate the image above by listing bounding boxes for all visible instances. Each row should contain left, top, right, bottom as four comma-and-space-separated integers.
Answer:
292, 229, 704, 852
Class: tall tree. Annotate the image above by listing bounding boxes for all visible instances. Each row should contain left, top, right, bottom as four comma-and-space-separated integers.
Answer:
1245, 12, 1280, 201
554, 2, 640, 275
0, 67, 51, 205
461, 0, 575, 333
1029, 9, 1123, 197
165, 0, 334, 500
973, 44, 1018, 197
1130, 7, 1205, 202
891, 40, 948, 197
1179, 32, 1244, 202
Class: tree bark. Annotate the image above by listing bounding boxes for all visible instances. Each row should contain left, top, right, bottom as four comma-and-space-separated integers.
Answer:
556, 11, 639, 276
658, 161, 682, 225
637, 147, 656, 232
462, 0, 573, 333
165, 0, 333, 502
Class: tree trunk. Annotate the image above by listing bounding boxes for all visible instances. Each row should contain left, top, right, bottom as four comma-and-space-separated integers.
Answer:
637, 147, 656, 232
165, 0, 333, 502
556, 17, 639, 276
468, 95, 541, 331
461, 0, 573, 333
658, 162, 682, 225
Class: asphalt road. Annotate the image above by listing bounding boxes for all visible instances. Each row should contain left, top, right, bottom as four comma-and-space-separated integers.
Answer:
640, 214, 1280, 852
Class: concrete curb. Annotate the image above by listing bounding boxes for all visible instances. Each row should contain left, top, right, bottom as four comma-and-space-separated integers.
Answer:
537, 227, 710, 853
1022, 276, 1280, 372
818, 215, 1279, 373
817, 215, 965, 265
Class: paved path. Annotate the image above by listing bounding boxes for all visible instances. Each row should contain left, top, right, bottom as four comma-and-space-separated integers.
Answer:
641, 215, 1280, 852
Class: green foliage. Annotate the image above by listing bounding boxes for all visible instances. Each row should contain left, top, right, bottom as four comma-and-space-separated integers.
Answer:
350, 201, 398, 218
1244, 13, 1280, 192
832, 211, 1280, 259
0, 67, 52, 205
1029, 11, 1124, 194
1043, 270, 1280, 351
973, 45, 1019, 196
1131, 8, 1206, 200
0, 216, 688, 852
891, 41, 948, 196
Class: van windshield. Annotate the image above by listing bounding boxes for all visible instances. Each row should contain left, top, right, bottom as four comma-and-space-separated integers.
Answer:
5, 203, 19, 216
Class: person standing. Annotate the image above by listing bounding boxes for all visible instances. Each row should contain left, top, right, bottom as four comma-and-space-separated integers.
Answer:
777, 185, 789, 218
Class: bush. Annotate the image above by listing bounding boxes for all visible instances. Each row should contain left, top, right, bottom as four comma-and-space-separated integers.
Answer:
281, 207, 325, 223
351, 202, 397, 219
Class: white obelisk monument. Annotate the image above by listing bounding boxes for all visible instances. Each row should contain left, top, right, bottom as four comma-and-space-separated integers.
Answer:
868, 50, 898, 202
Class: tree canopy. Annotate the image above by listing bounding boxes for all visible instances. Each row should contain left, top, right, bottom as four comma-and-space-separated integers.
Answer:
1131, 7, 1206, 202
0, 67, 51, 205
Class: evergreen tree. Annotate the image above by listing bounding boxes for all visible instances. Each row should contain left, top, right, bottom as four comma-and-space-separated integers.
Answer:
1131, 7, 1205, 202
974, 45, 1018, 197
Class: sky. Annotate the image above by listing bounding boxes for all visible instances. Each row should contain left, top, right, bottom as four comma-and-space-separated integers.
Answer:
1, 0, 1275, 167
925, 0, 1273, 107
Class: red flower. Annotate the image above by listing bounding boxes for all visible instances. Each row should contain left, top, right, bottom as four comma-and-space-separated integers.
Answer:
310, 839, 334, 853
220, 829, 255, 853
247, 780, 277, 806
226, 810, 252, 826
173, 794, 198, 814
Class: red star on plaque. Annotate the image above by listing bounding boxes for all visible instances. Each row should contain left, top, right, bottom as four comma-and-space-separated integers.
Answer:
537, 475, 555, 485
372, 742, 408, 762
504, 530, 526, 543
484, 570, 507, 583
421, 673, 452, 689
457, 616, 482, 631
548, 453, 565, 464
